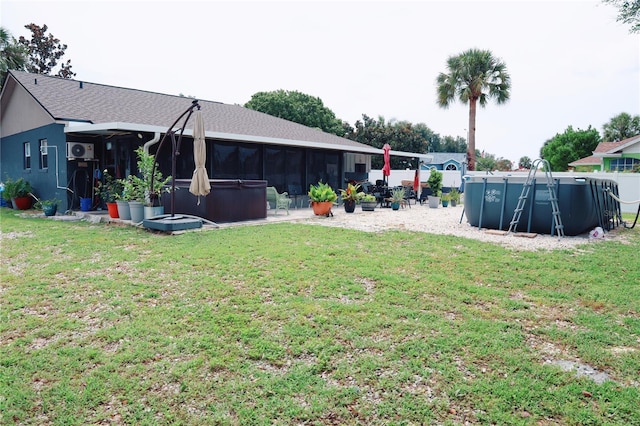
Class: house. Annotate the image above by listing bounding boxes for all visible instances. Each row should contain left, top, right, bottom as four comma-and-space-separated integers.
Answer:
420, 152, 466, 172
568, 135, 640, 172
2, 70, 424, 212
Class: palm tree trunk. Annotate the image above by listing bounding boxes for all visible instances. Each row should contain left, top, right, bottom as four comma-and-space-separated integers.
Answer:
467, 98, 477, 171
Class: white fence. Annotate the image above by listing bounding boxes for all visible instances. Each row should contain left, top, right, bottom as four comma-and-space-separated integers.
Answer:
368, 169, 640, 214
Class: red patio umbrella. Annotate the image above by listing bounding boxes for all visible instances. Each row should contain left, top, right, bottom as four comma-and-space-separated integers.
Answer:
413, 167, 420, 192
382, 144, 391, 186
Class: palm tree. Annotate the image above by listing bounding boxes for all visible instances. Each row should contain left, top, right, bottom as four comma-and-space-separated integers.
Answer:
602, 112, 640, 142
436, 49, 511, 171
0, 27, 27, 86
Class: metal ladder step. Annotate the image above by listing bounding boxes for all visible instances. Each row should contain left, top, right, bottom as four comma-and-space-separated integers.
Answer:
508, 159, 564, 237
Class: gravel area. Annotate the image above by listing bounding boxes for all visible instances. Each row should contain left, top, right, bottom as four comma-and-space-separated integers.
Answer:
290, 203, 628, 251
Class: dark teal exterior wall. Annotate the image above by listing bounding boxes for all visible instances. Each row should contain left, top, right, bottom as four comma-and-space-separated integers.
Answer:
1, 123, 71, 210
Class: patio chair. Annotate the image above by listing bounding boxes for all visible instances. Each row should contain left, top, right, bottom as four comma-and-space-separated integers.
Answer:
403, 186, 417, 208
266, 186, 292, 215
419, 188, 432, 205
287, 184, 304, 209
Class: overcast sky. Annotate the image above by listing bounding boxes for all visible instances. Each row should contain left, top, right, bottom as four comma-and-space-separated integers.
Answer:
2, 0, 639, 164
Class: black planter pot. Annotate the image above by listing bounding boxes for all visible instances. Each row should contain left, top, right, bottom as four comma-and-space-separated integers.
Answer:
344, 200, 356, 213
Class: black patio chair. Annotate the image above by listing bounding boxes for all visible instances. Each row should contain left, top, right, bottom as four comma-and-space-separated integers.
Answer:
419, 188, 432, 205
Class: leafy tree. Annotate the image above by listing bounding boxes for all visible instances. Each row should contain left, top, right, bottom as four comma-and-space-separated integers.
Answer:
476, 153, 497, 171
436, 48, 511, 171
540, 126, 601, 171
602, 112, 640, 141
495, 157, 513, 171
413, 123, 443, 152
18, 23, 75, 78
518, 156, 532, 169
602, 0, 640, 33
440, 135, 467, 153
0, 27, 27, 86
348, 115, 432, 169
244, 90, 345, 136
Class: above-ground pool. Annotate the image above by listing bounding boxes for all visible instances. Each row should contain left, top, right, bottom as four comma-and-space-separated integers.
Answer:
463, 175, 622, 236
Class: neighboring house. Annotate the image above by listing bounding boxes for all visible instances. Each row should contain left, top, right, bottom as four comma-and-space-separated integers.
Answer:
568, 135, 640, 172
1, 70, 405, 211
420, 152, 466, 172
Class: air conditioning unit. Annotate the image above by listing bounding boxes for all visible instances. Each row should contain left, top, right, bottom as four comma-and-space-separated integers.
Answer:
67, 142, 94, 159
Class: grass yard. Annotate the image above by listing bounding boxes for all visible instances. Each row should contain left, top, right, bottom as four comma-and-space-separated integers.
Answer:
1, 209, 639, 425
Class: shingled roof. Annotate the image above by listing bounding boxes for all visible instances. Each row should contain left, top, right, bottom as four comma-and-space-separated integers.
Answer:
568, 135, 640, 167
4, 70, 376, 153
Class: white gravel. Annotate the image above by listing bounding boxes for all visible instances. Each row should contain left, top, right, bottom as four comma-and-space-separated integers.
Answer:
291, 203, 628, 251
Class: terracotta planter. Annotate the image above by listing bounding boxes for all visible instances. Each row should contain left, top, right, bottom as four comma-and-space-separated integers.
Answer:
311, 201, 333, 216
106, 202, 119, 218
12, 196, 32, 210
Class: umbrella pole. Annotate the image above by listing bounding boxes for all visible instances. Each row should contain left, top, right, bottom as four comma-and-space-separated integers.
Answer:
169, 130, 178, 217
150, 100, 200, 214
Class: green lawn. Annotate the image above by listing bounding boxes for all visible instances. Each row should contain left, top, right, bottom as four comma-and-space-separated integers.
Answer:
1, 209, 639, 425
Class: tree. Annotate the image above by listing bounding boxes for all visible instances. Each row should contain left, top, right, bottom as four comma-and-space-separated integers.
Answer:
244, 90, 345, 136
436, 48, 511, 171
518, 156, 532, 169
0, 27, 28, 86
495, 157, 513, 171
602, 0, 640, 33
602, 112, 640, 141
540, 126, 601, 171
476, 153, 497, 171
440, 135, 467, 153
18, 23, 75, 78
348, 115, 435, 169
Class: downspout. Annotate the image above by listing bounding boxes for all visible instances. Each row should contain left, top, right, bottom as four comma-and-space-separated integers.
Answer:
143, 132, 161, 154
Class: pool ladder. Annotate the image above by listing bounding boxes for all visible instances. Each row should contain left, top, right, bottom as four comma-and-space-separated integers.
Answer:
508, 159, 565, 237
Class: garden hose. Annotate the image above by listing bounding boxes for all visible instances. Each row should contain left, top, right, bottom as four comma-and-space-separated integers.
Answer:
605, 188, 640, 229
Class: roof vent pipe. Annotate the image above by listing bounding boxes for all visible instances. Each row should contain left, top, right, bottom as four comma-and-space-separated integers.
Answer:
34, 78, 37, 84
143, 132, 161, 154
79, 81, 83, 89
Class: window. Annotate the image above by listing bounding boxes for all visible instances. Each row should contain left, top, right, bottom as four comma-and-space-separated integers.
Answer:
39, 139, 48, 169
445, 163, 458, 171
609, 157, 639, 171
23, 142, 31, 169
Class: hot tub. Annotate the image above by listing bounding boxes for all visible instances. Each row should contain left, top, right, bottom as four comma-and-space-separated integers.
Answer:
463, 176, 621, 236
162, 179, 267, 223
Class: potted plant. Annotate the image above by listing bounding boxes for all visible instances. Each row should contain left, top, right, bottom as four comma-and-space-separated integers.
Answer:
427, 169, 443, 209
97, 170, 123, 218
441, 192, 451, 207
339, 182, 362, 213
449, 187, 460, 207
3, 177, 34, 210
36, 198, 60, 216
134, 147, 171, 218
124, 175, 145, 224
114, 178, 131, 220
308, 181, 337, 216
389, 187, 405, 210
360, 193, 377, 211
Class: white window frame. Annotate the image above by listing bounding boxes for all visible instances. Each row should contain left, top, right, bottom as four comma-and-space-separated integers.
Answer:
39, 139, 48, 169
24, 142, 31, 170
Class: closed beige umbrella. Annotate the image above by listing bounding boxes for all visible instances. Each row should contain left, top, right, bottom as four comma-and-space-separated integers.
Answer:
188, 110, 211, 204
